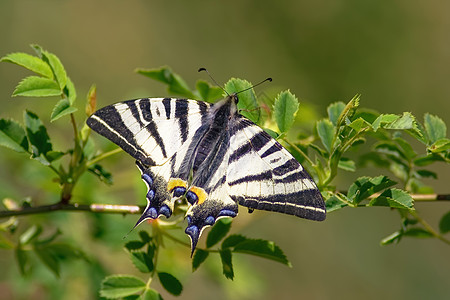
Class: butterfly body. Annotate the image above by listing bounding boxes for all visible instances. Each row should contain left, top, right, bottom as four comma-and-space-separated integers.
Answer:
87, 94, 325, 252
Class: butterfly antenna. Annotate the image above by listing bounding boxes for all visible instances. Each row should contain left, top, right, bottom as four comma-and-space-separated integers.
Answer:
198, 67, 230, 96
236, 77, 273, 95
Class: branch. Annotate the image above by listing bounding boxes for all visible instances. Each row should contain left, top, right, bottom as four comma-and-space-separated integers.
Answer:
0, 202, 144, 218
0, 194, 449, 219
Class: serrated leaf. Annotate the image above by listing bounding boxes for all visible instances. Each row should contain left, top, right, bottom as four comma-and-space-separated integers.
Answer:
192, 249, 209, 271
233, 239, 291, 266
348, 117, 371, 132
429, 138, 450, 153
51, 98, 78, 122
34, 244, 61, 277
136, 66, 196, 99
0, 119, 29, 153
327, 101, 346, 126
13, 76, 61, 97
100, 275, 146, 299
141, 289, 163, 300
24, 110, 52, 159
347, 176, 397, 204
222, 234, 248, 249
224, 78, 260, 123
1, 52, 53, 78
383, 112, 417, 130
338, 157, 356, 172
130, 251, 153, 273
369, 188, 414, 210
316, 119, 335, 153
88, 164, 113, 185
195, 80, 223, 102
335, 95, 360, 128
439, 211, 450, 234
424, 113, 446, 144
325, 195, 348, 213
219, 249, 234, 280
43, 51, 67, 89
206, 218, 232, 248
157, 272, 183, 296
273, 90, 299, 133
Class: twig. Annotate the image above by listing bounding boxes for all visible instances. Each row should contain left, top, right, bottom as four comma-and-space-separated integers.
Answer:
0, 203, 144, 218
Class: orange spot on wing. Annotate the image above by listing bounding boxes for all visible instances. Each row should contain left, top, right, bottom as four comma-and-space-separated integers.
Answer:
167, 178, 187, 191
189, 186, 208, 205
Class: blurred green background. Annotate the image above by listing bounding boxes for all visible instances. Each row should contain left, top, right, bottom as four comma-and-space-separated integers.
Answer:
0, 1, 449, 299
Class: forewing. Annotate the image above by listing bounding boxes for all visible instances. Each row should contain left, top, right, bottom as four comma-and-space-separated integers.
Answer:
86, 98, 209, 166
227, 118, 326, 221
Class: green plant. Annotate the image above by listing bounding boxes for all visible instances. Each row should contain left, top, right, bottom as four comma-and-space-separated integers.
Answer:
1, 45, 449, 299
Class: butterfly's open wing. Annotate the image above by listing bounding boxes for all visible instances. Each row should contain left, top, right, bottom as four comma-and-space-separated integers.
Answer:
87, 98, 210, 166
227, 118, 326, 221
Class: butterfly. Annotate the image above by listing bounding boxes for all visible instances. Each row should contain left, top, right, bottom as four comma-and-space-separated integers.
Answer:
86, 85, 326, 253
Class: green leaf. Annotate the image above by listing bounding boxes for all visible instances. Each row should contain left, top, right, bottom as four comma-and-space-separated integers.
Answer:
380, 231, 402, 245
439, 211, 450, 234
429, 138, 450, 153
263, 128, 279, 139
393, 137, 417, 160
414, 154, 445, 166
0, 119, 29, 152
13, 76, 61, 97
383, 112, 417, 130
100, 275, 146, 299
192, 249, 209, 271
51, 98, 78, 122
196, 80, 223, 102
219, 249, 234, 280
327, 101, 346, 126
414, 169, 437, 179
233, 239, 291, 266
139, 231, 152, 244
221, 234, 247, 249
424, 113, 446, 144
338, 157, 356, 172
348, 117, 371, 132
316, 119, 335, 153
15, 247, 29, 275
65, 77, 77, 105
129, 251, 153, 273
19, 224, 43, 245
157, 272, 183, 296
1, 52, 53, 78
273, 90, 299, 133
24, 110, 53, 160
224, 78, 260, 123
325, 194, 348, 212
136, 66, 196, 98
140, 289, 163, 300
206, 218, 232, 248
125, 241, 146, 251
34, 244, 61, 277
43, 51, 67, 89
347, 176, 397, 204
403, 227, 433, 238
88, 164, 113, 185
369, 188, 414, 210
335, 95, 360, 128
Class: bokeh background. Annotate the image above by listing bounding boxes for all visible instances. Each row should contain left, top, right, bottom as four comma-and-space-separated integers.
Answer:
1, 1, 449, 299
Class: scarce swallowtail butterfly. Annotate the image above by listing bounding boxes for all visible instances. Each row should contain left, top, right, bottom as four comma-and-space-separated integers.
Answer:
86, 77, 326, 253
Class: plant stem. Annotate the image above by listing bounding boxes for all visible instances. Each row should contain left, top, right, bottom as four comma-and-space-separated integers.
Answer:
410, 210, 450, 245
86, 148, 123, 167
282, 138, 314, 167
